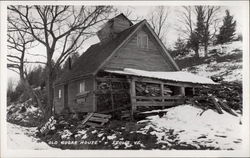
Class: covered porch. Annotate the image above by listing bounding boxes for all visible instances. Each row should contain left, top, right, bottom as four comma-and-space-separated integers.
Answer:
105, 68, 217, 118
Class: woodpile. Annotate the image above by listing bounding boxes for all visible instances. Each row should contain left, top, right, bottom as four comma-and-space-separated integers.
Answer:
187, 95, 238, 116
194, 81, 242, 112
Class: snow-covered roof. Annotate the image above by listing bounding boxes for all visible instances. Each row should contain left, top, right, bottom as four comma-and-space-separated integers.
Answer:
105, 68, 217, 85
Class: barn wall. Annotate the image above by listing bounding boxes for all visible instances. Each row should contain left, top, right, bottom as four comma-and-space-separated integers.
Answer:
54, 85, 64, 114
103, 26, 175, 71
67, 76, 95, 113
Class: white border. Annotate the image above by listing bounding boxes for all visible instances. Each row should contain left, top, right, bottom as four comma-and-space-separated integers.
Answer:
1, 1, 249, 157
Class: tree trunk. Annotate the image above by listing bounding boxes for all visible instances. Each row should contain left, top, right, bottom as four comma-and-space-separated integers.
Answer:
195, 48, 199, 58
45, 62, 54, 120
204, 43, 208, 58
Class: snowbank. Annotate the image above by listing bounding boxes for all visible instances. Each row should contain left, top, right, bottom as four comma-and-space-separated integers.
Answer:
7, 123, 58, 150
138, 104, 242, 150
106, 68, 216, 85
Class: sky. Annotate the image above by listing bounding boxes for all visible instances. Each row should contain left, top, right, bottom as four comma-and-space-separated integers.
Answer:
7, 5, 244, 85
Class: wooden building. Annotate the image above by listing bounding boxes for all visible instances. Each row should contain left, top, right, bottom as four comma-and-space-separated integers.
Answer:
54, 14, 215, 116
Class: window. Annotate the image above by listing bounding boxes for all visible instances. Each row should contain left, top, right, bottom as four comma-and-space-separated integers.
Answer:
58, 89, 62, 99
137, 33, 148, 49
79, 81, 85, 93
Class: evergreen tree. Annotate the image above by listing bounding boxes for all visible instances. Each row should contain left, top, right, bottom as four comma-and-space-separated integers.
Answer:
216, 10, 236, 44
187, 31, 200, 58
173, 37, 189, 57
195, 6, 206, 45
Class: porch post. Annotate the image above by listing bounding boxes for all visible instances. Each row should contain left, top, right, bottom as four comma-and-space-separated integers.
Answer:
130, 77, 136, 120
160, 83, 165, 109
180, 87, 185, 96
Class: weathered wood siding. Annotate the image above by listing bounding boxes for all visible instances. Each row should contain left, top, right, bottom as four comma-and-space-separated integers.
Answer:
54, 85, 64, 114
113, 16, 131, 33
103, 26, 175, 71
67, 76, 95, 113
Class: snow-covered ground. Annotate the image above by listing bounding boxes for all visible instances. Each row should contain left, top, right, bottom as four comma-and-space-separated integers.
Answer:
7, 123, 58, 150
138, 104, 243, 150
184, 60, 242, 82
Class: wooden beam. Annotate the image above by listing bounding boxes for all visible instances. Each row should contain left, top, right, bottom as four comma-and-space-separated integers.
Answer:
93, 76, 97, 112
134, 101, 183, 107
132, 96, 185, 100
130, 78, 136, 119
109, 79, 114, 112
96, 77, 128, 82
132, 76, 200, 88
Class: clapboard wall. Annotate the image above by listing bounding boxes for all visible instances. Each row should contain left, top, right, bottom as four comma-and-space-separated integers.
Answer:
103, 26, 175, 71
67, 76, 95, 113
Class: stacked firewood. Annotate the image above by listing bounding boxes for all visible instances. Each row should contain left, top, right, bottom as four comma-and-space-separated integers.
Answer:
189, 81, 242, 115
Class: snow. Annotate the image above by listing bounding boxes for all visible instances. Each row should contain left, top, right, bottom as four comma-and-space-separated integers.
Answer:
7, 123, 58, 150
107, 134, 117, 140
105, 68, 217, 85
138, 104, 242, 150
58, 129, 72, 139
183, 60, 242, 82
182, 41, 242, 82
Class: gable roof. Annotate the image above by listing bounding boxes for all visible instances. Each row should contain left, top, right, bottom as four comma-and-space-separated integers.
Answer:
55, 19, 179, 85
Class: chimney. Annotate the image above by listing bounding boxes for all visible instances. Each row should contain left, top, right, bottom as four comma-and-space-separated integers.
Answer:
97, 14, 133, 43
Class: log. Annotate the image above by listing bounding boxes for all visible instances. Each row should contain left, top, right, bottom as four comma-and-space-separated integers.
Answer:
217, 99, 238, 116
210, 96, 223, 114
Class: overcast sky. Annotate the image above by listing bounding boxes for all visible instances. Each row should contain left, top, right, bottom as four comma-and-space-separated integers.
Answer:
7, 5, 244, 83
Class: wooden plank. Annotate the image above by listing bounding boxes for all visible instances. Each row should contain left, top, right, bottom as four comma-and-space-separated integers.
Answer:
133, 77, 200, 88
210, 96, 223, 114
86, 122, 102, 128
130, 78, 136, 119
81, 113, 94, 126
94, 89, 129, 94
133, 96, 185, 100
217, 99, 238, 116
89, 117, 109, 123
96, 77, 128, 82
93, 113, 112, 119
134, 102, 181, 107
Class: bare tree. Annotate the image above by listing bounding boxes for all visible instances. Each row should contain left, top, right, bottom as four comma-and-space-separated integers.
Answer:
176, 6, 196, 40
8, 5, 114, 119
177, 6, 221, 57
7, 15, 45, 114
202, 6, 221, 57
148, 6, 171, 44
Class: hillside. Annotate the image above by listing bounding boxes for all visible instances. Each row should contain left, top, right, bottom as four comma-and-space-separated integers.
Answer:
176, 41, 242, 82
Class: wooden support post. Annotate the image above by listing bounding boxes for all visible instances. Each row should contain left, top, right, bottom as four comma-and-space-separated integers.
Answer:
109, 79, 114, 113
130, 78, 136, 120
180, 87, 185, 96
160, 84, 165, 109
93, 77, 97, 112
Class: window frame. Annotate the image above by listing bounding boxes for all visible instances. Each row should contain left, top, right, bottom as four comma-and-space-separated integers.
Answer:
79, 81, 86, 93
137, 33, 148, 49
58, 89, 62, 99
